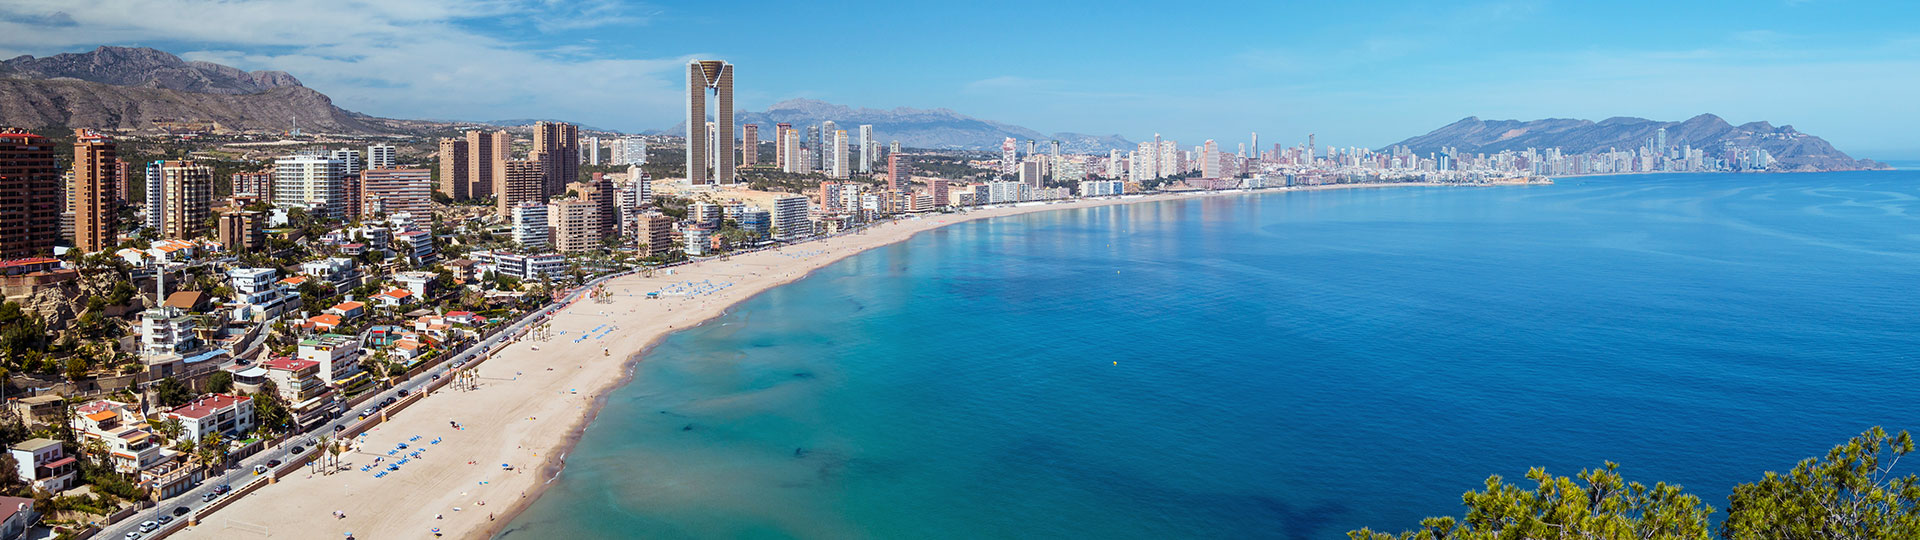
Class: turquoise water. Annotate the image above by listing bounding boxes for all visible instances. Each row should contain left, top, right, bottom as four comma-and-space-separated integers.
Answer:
499, 171, 1920, 539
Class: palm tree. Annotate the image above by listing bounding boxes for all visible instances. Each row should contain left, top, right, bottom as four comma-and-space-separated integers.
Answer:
82, 437, 110, 469
198, 432, 228, 472
159, 417, 184, 446
326, 437, 342, 475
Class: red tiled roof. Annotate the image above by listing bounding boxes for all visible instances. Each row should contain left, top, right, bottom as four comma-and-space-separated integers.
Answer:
261, 356, 319, 372
166, 394, 251, 420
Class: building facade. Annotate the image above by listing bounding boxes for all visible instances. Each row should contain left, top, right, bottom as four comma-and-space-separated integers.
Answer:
686, 59, 735, 185
0, 130, 59, 257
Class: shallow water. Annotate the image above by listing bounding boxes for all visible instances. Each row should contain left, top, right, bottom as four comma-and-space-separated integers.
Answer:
500, 171, 1920, 539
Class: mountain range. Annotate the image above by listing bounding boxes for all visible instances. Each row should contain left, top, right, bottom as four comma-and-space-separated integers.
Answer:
1387, 114, 1884, 172
654, 98, 1135, 153
0, 46, 378, 134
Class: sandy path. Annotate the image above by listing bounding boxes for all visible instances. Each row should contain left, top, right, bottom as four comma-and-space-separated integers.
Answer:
171, 184, 1486, 539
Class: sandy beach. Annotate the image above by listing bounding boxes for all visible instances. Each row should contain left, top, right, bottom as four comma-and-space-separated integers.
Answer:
171, 182, 1491, 540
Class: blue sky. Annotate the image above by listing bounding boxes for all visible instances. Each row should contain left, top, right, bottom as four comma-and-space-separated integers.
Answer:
2, 0, 1917, 156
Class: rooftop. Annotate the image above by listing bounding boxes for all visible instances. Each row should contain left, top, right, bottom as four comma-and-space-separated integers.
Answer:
261, 356, 320, 372
166, 394, 251, 420
10, 438, 59, 452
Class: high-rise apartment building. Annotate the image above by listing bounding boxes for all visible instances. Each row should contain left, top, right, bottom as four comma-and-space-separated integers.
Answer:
438, 137, 469, 200
273, 154, 347, 220
330, 149, 363, 175
930, 178, 950, 207
466, 130, 508, 200
366, 144, 395, 170
143, 162, 164, 232
805, 125, 821, 172
547, 199, 600, 254
858, 125, 874, 174
640, 213, 674, 256
216, 210, 264, 252
771, 195, 809, 241
496, 159, 546, 217
1131, 141, 1157, 182
1201, 140, 1219, 179
585, 136, 601, 166
0, 129, 60, 257
611, 137, 647, 166
233, 171, 272, 198
782, 127, 802, 174
361, 167, 431, 219
510, 202, 548, 250
887, 154, 903, 191
584, 172, 618, 240
532, 121, 580, 197
158, 160, 213, 239
1108, 150, 1124, 178
819, 121, 838, 174
1158, 140, 1180, 178
741, 124, 759, 167
1001, 137, 1017, 174
774, 122, 791, 170
72, 130, 119, 253
686, 59, 735, 185
831, 130, 849, 179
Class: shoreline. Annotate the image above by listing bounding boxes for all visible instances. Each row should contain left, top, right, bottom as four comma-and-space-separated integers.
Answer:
173, 181, 1522, 540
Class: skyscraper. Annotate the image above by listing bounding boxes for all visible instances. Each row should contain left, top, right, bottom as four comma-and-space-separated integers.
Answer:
887, 154, 903, 191
783, 127, 802, 174
1250, 132, 1259, 161
72, 129, 119, 253
586, 136, 601, 166
1158, 140, 1179, 178
858, 125, 874, 174
496, 159, 545, 217
143, 161, 163, 232
832, 130, 850, 179
805, 125, 821, 172
774, 123, 791, 170
532, 121, 579, 198
366, 144, 395, 170
330, 149, 363, 175
158, 160, 213, 239
820, 121, 838, 174
1001, 138, 1018, 174
742, 124, 759, 167
1201, 140, 1219, 179
686, 59, 735, 185
438, 137, 469, 200
1108, 149, 1124, 179
467, 130, 508, 200
0, 129, 60, 257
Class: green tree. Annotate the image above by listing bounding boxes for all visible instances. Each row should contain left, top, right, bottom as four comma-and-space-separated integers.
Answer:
1721, 427, 1920, 539
1349, 462, 1712, 540
63, 357, 88, 381
153, 377, 195, 407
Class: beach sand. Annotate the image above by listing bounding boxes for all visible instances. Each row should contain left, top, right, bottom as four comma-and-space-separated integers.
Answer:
170, 183, 1482, 539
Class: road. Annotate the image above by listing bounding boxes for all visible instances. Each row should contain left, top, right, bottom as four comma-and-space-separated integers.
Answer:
104, 268, 633, 540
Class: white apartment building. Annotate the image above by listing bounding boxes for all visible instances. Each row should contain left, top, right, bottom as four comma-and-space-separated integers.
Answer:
161, 394, 255, 443
366, 144, 395, 169
273, 154, 348, 220
771, 195, 810, 241
329, 149, 363, 175
512, 202, 549, 250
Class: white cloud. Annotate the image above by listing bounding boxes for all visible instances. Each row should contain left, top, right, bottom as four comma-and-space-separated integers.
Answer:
0, 0, 687, 132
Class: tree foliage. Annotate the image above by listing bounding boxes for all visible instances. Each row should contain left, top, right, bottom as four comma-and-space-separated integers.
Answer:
1353, 428, 1920, 540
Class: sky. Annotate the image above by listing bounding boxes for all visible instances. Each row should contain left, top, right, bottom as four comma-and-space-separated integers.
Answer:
1, 0, 1917, 156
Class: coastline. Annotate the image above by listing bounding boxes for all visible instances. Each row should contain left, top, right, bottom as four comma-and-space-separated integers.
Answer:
173, 181, 1521, 540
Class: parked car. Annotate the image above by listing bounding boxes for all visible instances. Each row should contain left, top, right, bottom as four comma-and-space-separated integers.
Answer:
397, 389, 409, 398
172, 506, 190, 517
216, 484, 231, 494
139, 521, 157, 532
289, 445, 305, 455
201, 492, 216, 502
124, 532, 140, 540
383, 396, 398, 406
253, 464, 267, 475
156, 515, 172, 525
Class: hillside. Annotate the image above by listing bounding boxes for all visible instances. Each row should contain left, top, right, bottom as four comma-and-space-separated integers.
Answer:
657, 98, 1133, 153
0, 46, 385, 135
1387, 114, 1884, 172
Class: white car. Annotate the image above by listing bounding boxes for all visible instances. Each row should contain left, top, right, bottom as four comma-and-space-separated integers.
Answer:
140, 520, 158, 531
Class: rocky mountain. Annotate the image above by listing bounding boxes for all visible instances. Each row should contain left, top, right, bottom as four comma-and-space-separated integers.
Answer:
0, 46, 380, 134
2, 46, 302, 95
1387, 114, 1884, 172
656, 98, 1133, 153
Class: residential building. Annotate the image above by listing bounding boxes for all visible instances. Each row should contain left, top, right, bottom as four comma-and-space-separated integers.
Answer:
686, 59, 735, 185
366, 143, 395, 169
301, 257, 359, 288
472, 251, 566, 280
858, 124, 874, 173
229, 266, 295, 319
782, 126, 801, 173
297, 333, 364, 383
831, 129, 850, 179
329, 149, 363, 175
684, 227, 713, 256
511, 202, 549, 249
771, 195, 810, 241
437, 137, 469, 200
72, 129, 119, 253
273, 154, 347, 220
396, 229, 436, 264
548, 199, 602, 253
531, 121, 579, 198
467, 130, 508, 200
216, 210, 265, 252
1080, 180, 1124, 197
360, 167, 431, 219
139, 306, 198, 360
741, 124, 759, 167
496, 159, 545, 217
640, 214, 674, 256
0, 129, 60, 257
324, 301, 366, 321
161, 394, 255, 443
232, 171, 272, 197
157, 160, 213, 239
258, 356, 330, 410
930, 178, 950, 207
72, 400, 161, 474
0, 496, 34, 540
370, 288, 415, 308
611, 137, 646, 166
7, 439, 75, 492
394, 271, 435, 298
1019, 157, 1044, 189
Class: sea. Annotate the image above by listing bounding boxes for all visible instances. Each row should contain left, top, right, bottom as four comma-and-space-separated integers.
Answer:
497, 169, 1920, 539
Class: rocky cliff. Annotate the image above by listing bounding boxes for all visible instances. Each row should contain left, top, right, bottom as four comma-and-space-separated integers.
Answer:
1387, 114, 1884, 172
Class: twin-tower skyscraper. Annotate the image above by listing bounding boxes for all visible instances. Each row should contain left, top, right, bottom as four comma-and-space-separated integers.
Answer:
686, 59, 734, 185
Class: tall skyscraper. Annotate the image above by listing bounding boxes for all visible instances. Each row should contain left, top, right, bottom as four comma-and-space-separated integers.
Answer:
273, 154, 347, 220
1001, 138, 1018, 174
831, 130, 850, 179
532, 121, 580, 198
783, 127, 802, 174
1250, 132, 1259, 161
741, 124, 759, 167
72, 129, 119, 253
1108, 149, 1124, 179
858, 125, 874, 174
686, 59, 735, 185
438, 137, 469, 200
820, 121, 838, 174
586, 136, 601, 166
158, 160, 213, 239
143, 161, 164, 232
774, 123, 791, 170
1158, 140, 1180, 178
366, 144, 395, 170
496, 159, 545, 217
1201, 140, 1219, 179
360, 167, 431, 219
0, 129, 60, 257
887, 154, 904, 191
1132, 141, 1157, 182
467, 130, 508, 200
805, 125, 821, 172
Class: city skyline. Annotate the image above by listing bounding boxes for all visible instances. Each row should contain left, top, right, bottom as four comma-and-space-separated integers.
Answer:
0, 1, 1916, 156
